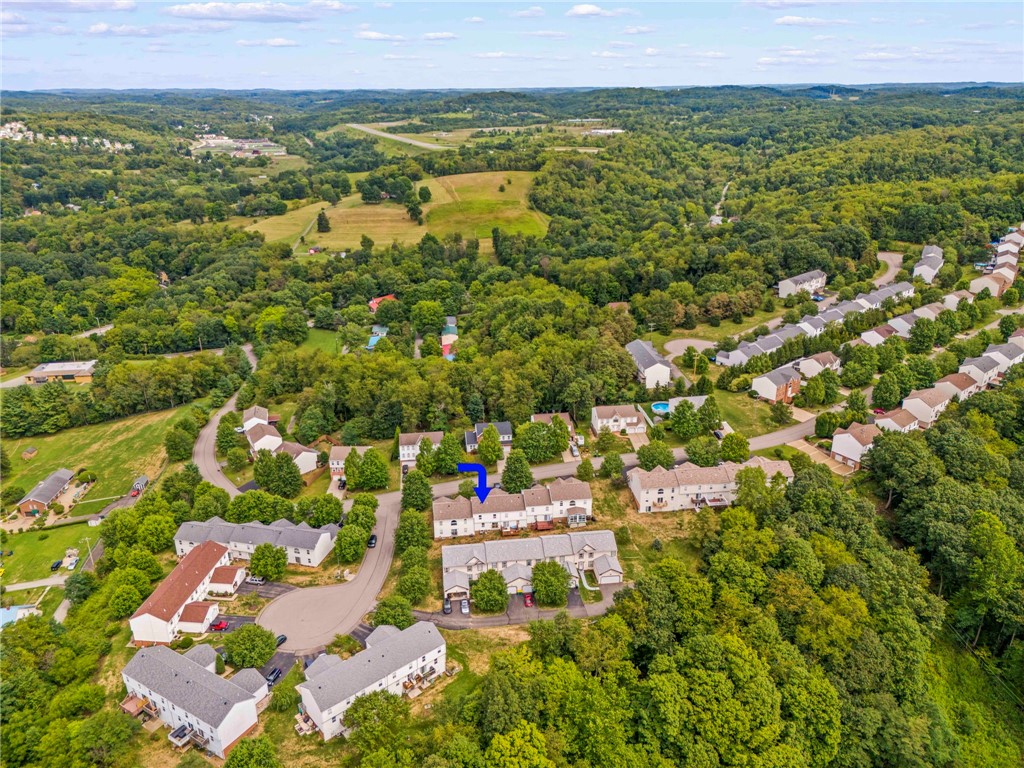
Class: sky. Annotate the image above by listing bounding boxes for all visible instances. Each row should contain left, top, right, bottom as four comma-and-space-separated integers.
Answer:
1, 1, 1022, 90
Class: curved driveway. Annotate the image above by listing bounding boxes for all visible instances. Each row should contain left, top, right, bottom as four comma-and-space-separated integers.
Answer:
192, 344, 257, 499
874, 251, 904, 287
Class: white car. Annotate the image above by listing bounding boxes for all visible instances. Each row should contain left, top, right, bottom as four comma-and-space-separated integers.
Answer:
234, 426, 245, 433
246, 576, 266, 585
66, 557, 80, 570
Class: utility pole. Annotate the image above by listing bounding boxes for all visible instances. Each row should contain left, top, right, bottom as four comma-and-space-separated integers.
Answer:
81, 536, 94, 570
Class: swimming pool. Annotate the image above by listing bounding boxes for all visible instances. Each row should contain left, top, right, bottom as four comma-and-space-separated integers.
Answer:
651, 402, 670, 415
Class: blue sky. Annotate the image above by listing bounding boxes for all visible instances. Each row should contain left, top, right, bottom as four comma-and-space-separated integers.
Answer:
2, 1, 1022, 90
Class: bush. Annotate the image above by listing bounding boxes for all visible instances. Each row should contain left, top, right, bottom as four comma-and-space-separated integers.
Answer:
38, 532, 49, 541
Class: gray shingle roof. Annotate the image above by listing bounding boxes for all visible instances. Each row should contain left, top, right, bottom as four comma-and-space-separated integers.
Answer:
122, 646, 257, 727
781, 270, 826, 286
298, 622, 445, 712
183, 644, 219, 669
757, 366, 801, 387
625, 339, 670, 372
962, 356, 999, 373
230, 669, 268, 697
441, 531, 617, 570
174, 518, 338, 551
18, 468, 74, 506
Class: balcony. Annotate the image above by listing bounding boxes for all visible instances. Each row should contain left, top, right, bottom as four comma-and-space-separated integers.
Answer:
120, 694, 159, 719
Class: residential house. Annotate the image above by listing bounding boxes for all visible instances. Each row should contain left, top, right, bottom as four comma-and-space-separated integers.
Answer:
297, 623, 446, 741
751, 365, 801, 404
912, 246, 944, 283
715, 342, 757, 368
531, 413, 576, 439
627, 456, 794, 513
664, 395, 708, 414
913, 302, 945, 321
175, 517, 340, 567
830, 423, 881, 470
996, 240, 1020, 257
120, 645, 260, 758
208, 566, 246, 596
959, 356, 1001, 389
24, 360, 97, 384
861, 324, 897, 348
464, 422, 514, 452
1008, 328, 1024, 351
129, 541, 234, 645
874, 408, 920, 433
368, 294, 396, 313
328, 445, 369, 480
993, 264, 1019, 284
796, 351, 841, 379
778, 270, 827, 299
276, 441, 319, 476
242, 406, 269, 432
398, 431, 444, 464
995, 253, 1018, 268
890, 281, 916, 299
943, 290, 974, 311
798, 315, 827, 337
970, 273, 1012, 297
591, 405, 646, 435
625, 339, 673, 389
902, 388, 952, 428
432, 479, 593, 539
246, 423, 283, 454
1004, 231, 1024, 247
984, 343, 1024, 374
889, 313, 918, 339
819, 308, 847, 325
16, 468, 74, 515
934, 372, 982, 401
440, 530, 622, 598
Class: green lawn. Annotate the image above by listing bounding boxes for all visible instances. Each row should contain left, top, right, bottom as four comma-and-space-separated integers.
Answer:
753, 445, 804, 463
649, 307, 786, 351
37, 586, 65, 619
3, 405, 193, 513
2, 521, 92, 583
714, 389, 785, 438
300, 328, 342, 355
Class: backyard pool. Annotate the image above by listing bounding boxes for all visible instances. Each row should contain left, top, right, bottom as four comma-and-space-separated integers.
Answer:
651, 402, 670, 415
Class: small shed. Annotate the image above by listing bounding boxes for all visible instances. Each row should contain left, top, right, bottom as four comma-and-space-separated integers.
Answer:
132, 475, 149, 491
21, 447, 38, 461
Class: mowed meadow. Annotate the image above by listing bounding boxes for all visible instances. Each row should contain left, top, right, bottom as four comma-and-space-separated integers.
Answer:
241, 171, 547, 254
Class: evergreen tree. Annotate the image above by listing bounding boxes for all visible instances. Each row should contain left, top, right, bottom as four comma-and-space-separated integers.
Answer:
316, 209, 331, 232
344, 448, 363, 488
670, 400, 701, 441
576, 458, 595, 481
477, 424, 504, 466
501, 449, 535, 493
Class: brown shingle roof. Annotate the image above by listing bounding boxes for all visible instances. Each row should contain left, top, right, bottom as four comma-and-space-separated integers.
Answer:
905, 388, 951, 408
547, 477, 592, 502
246, 423, 281, 444
179, 601, 216, 624
471, 489, 527, 514
432, 495, 472, 521
277, 441, 316, 458
132, 542, 227, 622
210, 566, 243, 585
877, 408, 917, 428
834, 422, 881, 446
398, 431, 444, 447
329, 445, 369, 462
936, 372, 977, 393
808, 351, 839, 366
593, 404, 642, 421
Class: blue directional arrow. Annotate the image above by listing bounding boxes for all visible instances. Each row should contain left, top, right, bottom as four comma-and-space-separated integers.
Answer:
457, 462, 492, 503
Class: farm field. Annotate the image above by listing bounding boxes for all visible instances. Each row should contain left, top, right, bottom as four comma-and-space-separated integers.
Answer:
305, 170, 547, 252
3, 405, 193, 513
236, 199, 324, 244
2, 521, 92, 583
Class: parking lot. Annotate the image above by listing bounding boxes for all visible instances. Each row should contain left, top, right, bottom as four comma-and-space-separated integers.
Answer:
210, 614, 254, 633
236, 581, 297, 600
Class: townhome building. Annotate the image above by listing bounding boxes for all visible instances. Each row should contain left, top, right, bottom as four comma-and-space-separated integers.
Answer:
778, 270, 827, 299
934, 372, 983, 401
913, 302, 945, 321
959, 356, 1001, 389
912, 246, 944, 283
873, 408, 920, 433
175, 517, 339, 567
861, 324, 897, 347
120, 645, 262, 758
246, 423, 283, 454
625, 339, 673, 389
1008, 328, 1024, 351
796, 351, 841, 379
942, 290, 974, 311
984, 343, 1024, 374
970, 273, 1012, 297
432, 479, 593, 539
798, 315, 827, 337
440, 530, 622, 599
751, 365, 801, 404
129, 541, 234, 646
830, 423, 881, 470
297, 622, 446, 742
902, 388, 952, 428
241, 405, 269, 432
889, 313, 918, 339
591, 404, 646, 435
627, 456, 794, 513
397, 431, 444, 463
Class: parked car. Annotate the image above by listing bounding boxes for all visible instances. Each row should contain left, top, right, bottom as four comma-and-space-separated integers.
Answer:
443, 597, 452, 615
812, 294, 825, 302
460, 599, 470, 615
524, 593, 535, 608
873, 408, 886, 415
337, 477, 346, 490
234, 426, 245, 433
367, 534, 378, 548
130, 488, 140, 497
570, 444, 579, 458
66, 557, 79, 570
276, 634, 287, 647
402, 464, 409, 475
209, 620, 229, 632
265, 667, 282, 686
246, 576, 266, 586
713, 430, 724, 440
50, 559, 63, 572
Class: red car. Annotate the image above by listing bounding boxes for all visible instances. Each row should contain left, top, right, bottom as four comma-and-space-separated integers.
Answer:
130, 489, 140, 497
209, 620, 229, 632
873, 408, 886, 415
524, 593, 535, 608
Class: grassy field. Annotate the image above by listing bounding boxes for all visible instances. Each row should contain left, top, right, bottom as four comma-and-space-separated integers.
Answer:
237, 199, 324, 244
303, 171, 547, 251
714, 386, 786, 438
300, 328, 341, 355
3, 405, 192, 512
650, 307, 786, 351
2, 521, 92, 583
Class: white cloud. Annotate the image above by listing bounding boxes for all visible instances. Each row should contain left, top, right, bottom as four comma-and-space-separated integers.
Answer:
423, 31, 457, 40
236, 37, 298, 46
567, 4, 630, 17
684, 49, 727, 59
464, 16, 483, 23
608, 40, 634, 48
1, 11, 27, 22
854, 51, 905, 61
811, 34, 835, 41
622, 24, 653, 34
164, 2, 350, 22
475, 51, 518, 58
644, 47, 661, 56
357, 29, 405, 41
14, 0, 135, 11
757, 46, 835, 65
525, 29, 568, 38
383, 53, 422, 59
512, 6, 544, 17
87, 20, 229, 35
592, 50, 624, 57
774, 15, 849, 26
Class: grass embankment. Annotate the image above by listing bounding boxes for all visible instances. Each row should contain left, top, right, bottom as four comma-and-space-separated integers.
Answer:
2, 521, 92, 583
649, 307, 786, 351
3, 406, 189, 509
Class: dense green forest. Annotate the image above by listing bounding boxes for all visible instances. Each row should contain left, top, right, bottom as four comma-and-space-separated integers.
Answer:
2, 85, 1024, 768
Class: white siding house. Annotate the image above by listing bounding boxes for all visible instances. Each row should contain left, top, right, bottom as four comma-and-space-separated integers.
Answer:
627, 456, 793, 513
398, 431, 444, 463
591, 405, 646, 435
175, 517, 339, 567
625, 340, 673, 389
778, 270, 827, 299
830, 423, 881, 470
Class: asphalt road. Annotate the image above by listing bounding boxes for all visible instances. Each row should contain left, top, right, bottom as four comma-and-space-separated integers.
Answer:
874, 251, 904, 287
192, 343, 257, 499
346, 123, 452, 151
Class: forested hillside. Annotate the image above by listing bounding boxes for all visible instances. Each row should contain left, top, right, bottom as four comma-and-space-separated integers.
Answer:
2, 85, 1023, 768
